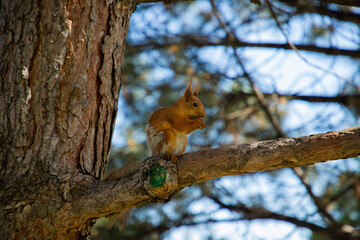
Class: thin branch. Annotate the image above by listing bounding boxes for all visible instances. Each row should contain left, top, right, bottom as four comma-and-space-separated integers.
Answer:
265, 0, 359, 89
137, 0, 194, 3
210, 196, 359, 240
210, 0, 285, 138
278, 0, 360, 24
126, 39, 360, 59
318, 0, 360, 7
291, 167, 338, 226
325, 180, 357, 205
225, 92, 360, 106
136, 0, 360, 8
210, 196, 328, 234
238, 65, 285, 138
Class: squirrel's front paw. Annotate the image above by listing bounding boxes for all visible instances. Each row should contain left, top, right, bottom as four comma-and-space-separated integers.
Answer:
196, 118, 206, 129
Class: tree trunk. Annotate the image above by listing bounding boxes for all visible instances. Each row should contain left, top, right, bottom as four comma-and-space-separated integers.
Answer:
0, 0, 136, 239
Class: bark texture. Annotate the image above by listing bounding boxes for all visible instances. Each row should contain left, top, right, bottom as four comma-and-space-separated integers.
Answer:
177, 126, 360, 188
0, 0, 136, 239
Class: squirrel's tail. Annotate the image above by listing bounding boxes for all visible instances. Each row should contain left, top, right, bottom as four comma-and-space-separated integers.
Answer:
106, 211, 131, 230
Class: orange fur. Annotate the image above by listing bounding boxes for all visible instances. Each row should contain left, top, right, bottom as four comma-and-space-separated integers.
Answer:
146, 80, 206, 163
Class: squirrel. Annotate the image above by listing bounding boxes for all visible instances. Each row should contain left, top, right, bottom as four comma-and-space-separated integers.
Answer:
103, 79, 206, 229
146, 79, 206, 163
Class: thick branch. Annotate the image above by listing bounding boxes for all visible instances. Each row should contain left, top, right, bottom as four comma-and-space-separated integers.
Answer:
177, 126, 360, 188
73, 126, 360, 223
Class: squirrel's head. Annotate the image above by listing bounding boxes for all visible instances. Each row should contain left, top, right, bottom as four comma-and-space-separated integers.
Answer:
179, 79, 206, 120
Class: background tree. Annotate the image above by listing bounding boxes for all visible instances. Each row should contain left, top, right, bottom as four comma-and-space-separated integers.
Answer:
92, 0, 360, 239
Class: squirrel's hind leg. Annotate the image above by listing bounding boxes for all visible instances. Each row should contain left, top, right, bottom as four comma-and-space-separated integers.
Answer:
165, 153, 178, 163
146, 126, 179, 163
156, 129, 178, 163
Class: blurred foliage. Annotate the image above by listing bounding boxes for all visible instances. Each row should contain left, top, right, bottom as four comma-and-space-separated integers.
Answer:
93, 0, 360, 239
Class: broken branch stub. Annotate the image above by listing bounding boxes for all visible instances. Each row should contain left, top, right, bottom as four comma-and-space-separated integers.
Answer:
140, 157, 178, 199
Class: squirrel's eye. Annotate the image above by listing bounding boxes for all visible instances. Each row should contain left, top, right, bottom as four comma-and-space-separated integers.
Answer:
193, 102, 198, 107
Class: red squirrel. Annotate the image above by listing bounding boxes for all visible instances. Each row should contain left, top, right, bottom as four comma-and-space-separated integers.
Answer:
105, 79, 206, 181
104, 80, 206, 229
146, 79, 206, 163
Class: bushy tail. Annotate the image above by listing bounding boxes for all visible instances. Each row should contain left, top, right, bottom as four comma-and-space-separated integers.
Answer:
106, 211, 131, 230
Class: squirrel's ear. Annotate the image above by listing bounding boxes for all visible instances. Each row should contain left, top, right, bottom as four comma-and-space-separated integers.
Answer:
184, 78, 193, 97
184, 88, 191, 98
193, 81, 200, 97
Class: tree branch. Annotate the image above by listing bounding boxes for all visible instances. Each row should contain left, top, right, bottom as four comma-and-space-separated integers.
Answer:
126, 38, 360, 59
210, 0, 285, 138
72, 126, 360, 225
210, 196, 360, 240
318, 0, 360, 7
136, 0, 360, 8
279, 0, 360, 23
177, 126, 360, 188
291, 167, 338, 226
225, 92, 360, 107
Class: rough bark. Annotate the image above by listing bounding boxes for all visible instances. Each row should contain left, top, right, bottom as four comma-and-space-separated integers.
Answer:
0, 0, 136, 239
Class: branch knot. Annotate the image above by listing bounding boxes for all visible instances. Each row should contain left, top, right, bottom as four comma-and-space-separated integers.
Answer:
140, 157, 178, 199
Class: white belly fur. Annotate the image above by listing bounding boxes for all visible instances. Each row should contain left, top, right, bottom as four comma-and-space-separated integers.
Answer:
172, 130, 187, 155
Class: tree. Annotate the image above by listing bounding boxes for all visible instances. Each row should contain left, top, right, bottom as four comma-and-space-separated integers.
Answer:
0, 1, 359, 240
0, 0, 136, 238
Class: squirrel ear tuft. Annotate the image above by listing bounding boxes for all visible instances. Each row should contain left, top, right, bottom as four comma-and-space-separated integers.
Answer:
193, 81, 200, 97
184, 88, 191, 98
184, 78, 193, 97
